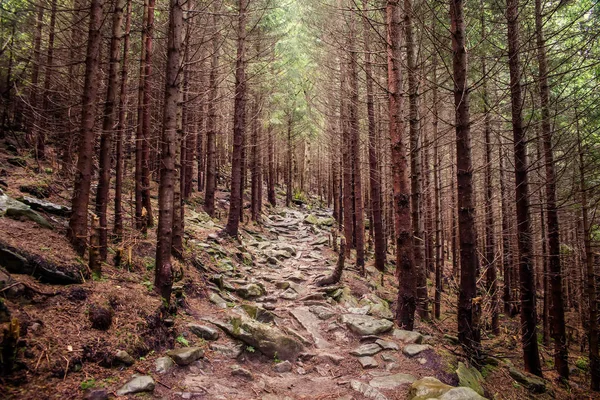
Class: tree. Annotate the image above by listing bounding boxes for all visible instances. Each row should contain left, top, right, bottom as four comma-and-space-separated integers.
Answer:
155, 0, 183, 303
387, 0, 416, 330
450, 0, 481, 361
224, 0, 248, 237
506, 0, 542, 376
68, 0, 104, 256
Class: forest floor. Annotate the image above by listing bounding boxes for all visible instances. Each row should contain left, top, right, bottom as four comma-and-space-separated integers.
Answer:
0, 148, 598, 399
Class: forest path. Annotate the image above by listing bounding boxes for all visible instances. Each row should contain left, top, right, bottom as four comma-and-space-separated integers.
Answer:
151, 206, 464, 400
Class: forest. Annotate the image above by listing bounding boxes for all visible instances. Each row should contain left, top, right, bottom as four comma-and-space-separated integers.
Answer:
0, 0, 599, 398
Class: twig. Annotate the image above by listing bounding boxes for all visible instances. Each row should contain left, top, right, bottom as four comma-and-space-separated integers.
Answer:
62, 356, 69, 381
34, 350, 45, 372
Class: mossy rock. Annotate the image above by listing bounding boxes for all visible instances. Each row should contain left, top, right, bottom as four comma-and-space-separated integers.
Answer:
456, 362, 485, 396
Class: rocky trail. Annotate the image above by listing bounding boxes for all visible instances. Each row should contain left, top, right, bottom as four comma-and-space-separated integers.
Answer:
110, 206, 490, 400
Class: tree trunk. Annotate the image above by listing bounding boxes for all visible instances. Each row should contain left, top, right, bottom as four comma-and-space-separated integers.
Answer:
155, 0, 183, 303
68, 0, 104, 256
224, 0, 248, 237
267, 124, 276, 207
363, 0, 385, 274
387, 0, 415, 330
114, 0, 132, 241
432, 55, 442, 320
135, 0, 148, 231
535, 0, 568, 380
450, 0, 481, 361
204, 7, 220, 216
95, 0, 126, 262
506, 0, 542, 376
38, 0, 58, 160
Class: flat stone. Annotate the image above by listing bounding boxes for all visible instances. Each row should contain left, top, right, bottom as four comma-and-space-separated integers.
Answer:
166, 347, 204, 365
116, 375, 155, 396
439, 387, 488, 400
340, 314, 393, 336
114, 350, 135, 366
155, 356, 174, 374
369, 373, 416, 389
375, 339, 399, 351
381, 354, 398, 362
231, 365, 254, 380
358, 356, 379, 369
402, 344, 432, 357
347, 305, 370, 315
188, 323, 219, 341
209, 343, 243, 359
18, 196, 71, 217
350, 380, 388, 400
280, 288, 298, 300
392, 329, 423, 344
236, 283, 265, 298
309, 306, 335, 320
291, 307, 331, 349
273, 360, 293, 373
275, 281, 290, 289
209, 292, 228, 308
408, 377, 453, 399
350, 343, 383, 357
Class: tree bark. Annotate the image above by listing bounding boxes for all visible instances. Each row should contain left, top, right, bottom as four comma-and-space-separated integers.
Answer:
535, 0, 568, 380
224, 0, 248, 237
450, 0, 481, 361
155, 0, 183, 303
387, 0, 415, 330
68, 0, 104, 255
95, 0, 126, 262
506, 0, 542, 376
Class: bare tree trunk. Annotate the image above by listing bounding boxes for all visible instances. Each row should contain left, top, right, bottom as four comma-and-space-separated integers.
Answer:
135, 0, 148, 230
577, 122, 599, 391
28, 2, 44, 146
387, 0, 415, 330
348, 9, 365, 271
286, 115, 293, 207
114, 0, 132, 241
68, 0, 104, 255
95, 0, 126, 262
267, 125, 276, 207
507, 0, 542, 376
363, 0, 385, 274
534, 0, 568, 380
38, 0, 58, 160
450, 0, 481, 361
499, 146, 513, 314
224, 0, 248, 237
204, 7, 220, 216
155, 0, 183, 303
432, 55, 442, 320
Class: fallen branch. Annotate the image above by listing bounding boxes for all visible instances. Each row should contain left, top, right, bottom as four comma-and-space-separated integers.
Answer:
315, 237, 345, 287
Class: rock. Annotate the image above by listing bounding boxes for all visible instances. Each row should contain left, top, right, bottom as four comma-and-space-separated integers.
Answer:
347, 305, 370, 315
114, 350, 135, 366
316, 352, 345, 365
508, 367, 546, 393
392, 329, 423, 344
340, 314, 393, 336
456, 362, 485, 396
443, 334, 459, 344
18, 196, 71, 217
402, 344, 432, 357
166, 347, 204, 365
270, 250, 293, 260
350, 380, 388, 400
240, 304, 275, 323
350, 343, 383, 357
309, 305, 336, 320
210, 315, 304, 361
236, 283, 265, 299
231, 365, 254, 380
375, 339, 399, 351
273, 360, 293, 373
369, 373, 416, 389
311, 237, 328, 246
116, 375, 155, 396
408, 377, 453, 400
381, 354, 398, 362
209, 292, 228, 308
280, 288, 298, 300
188, 323, 219, 341
83, 389, 109, 400
290, 307, 332, 349
275, 281, 290, 289
304, 214, 319, 225
439, 387, 487, 400
0, 248, 27, 273
155, 356, 175, 373
358, 356, 379, 368
0, 192, 53, 229
209, 343, 243, 359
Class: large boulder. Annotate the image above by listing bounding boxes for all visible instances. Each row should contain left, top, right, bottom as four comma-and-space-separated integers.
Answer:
456, 362, 485, 396
209, 315, 304, 361
0, 191, 53, 229
340, 314, 393, 336
18, 196, 71, 217
408, 377, 487, 400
